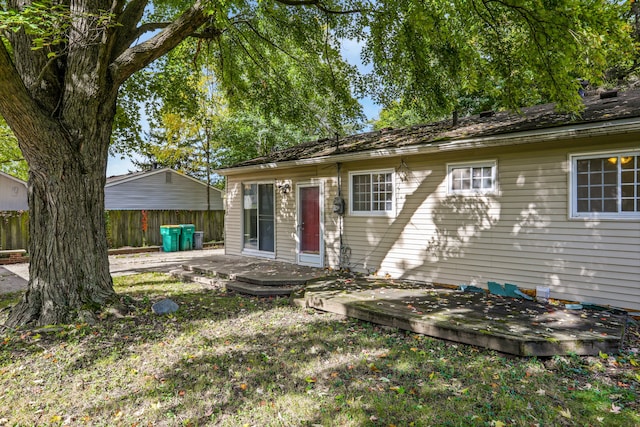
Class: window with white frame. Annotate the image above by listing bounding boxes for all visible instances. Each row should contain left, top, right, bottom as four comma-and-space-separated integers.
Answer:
448, 161, 496, 194
349, 170, 394, 215
571, 152, 640, 218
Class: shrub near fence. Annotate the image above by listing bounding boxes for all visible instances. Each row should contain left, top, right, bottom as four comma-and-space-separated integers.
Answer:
0, 211, 29, 251
1, 210, 224, 250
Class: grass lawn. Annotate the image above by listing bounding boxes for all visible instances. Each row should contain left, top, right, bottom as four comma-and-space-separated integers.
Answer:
1, 273, 638, 426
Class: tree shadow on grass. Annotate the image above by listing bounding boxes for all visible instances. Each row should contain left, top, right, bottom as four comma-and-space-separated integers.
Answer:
2, 274, 638, 426
76, 307, 639, 427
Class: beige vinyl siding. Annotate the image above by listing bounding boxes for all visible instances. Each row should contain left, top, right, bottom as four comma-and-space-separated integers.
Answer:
275, 178, 296, 263
224, 179, 243, 256
339, 140, 640, 311
323, 176, 341, 268
224, 166, 341, 266
223, 135, 639, 310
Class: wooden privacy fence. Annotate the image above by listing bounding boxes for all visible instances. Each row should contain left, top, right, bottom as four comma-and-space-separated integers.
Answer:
107, 210, 225, 248
0, 211, 29, 251
0, 210, 224, 251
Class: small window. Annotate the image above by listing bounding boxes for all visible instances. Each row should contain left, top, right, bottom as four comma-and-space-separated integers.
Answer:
448, 161, 496, 194
349, 170, 394, 215
165, 172, 172, 184
571, 152, 639, 219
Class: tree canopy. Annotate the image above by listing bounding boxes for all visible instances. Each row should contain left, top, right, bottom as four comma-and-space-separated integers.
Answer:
0, 116, 27, 180
0, 0, 635, 326
111, 0, 636, 168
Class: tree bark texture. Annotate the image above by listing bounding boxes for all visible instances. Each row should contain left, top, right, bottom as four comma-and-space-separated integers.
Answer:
0, 0, 208, 326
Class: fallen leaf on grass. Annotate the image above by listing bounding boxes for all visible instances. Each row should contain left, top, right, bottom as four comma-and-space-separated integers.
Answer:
558, 407, 571, 419
610, 403, 622, 414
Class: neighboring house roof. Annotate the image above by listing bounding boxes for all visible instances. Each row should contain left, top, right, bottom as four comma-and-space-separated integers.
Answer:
219, 89, 640, 174
106, 167, 223, 194
0, 171, 28, 211
104, 167, 224, 211
0, 171, 27, 186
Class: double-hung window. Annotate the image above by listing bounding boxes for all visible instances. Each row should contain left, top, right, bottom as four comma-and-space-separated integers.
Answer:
571, 152, 640, 219
349, 169, 394, 215
448, 161, 497, 194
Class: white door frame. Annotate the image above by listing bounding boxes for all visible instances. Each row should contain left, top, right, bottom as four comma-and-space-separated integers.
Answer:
296, 181, 324, 268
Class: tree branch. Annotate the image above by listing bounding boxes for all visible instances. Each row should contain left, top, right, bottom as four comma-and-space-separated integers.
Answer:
275, 0, 363, 15
0, 157, 25, 165
109, 0, 209, 86
0, 42, 64, 162
132, 22, 172, 40
110, 0, 149, 59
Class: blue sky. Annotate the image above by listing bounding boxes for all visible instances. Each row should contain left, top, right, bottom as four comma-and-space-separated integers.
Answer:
107, 38, 380, 176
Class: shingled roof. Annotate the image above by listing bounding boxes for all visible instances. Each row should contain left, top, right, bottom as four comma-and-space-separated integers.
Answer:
224, 89, 640, 170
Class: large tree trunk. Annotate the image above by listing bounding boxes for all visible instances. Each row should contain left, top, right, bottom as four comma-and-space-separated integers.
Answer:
5, 108, 118, 327
0, 0, 208, 326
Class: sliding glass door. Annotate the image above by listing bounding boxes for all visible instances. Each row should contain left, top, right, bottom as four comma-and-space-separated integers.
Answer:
243, 183, 274, 253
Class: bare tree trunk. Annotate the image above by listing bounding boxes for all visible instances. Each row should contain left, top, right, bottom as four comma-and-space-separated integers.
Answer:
5, 122, 117, 327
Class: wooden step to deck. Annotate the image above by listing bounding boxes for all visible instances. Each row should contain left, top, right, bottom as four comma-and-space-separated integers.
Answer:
181, 264, 316, 287
172, 265, 305, 297
169, 269, 221, 288
225, 280, 301, 297
180, 264, 231, 280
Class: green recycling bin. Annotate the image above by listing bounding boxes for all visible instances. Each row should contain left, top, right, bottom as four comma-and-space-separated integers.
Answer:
160, 225, 181, 252
179, 224, 195, 251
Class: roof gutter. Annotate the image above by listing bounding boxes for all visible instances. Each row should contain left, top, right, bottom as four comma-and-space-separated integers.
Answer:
217, 117, 640, 176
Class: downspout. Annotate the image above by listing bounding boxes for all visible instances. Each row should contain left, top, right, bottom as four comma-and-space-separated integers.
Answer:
336, 162, 350, 269
337, 162, 343, 268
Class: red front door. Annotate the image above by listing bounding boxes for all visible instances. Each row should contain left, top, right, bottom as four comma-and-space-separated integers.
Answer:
300, 186, 320, 254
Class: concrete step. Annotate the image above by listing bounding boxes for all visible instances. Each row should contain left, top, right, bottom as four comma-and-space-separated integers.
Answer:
234, 272, 310, 287
169, 269, 221, 288
182, 264, 315, 287
180, 264, 231, 279
225, 280, 301, 297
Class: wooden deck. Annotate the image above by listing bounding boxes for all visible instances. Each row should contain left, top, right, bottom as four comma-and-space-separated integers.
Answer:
173, 255, 628, 357
299, 278, 626, 357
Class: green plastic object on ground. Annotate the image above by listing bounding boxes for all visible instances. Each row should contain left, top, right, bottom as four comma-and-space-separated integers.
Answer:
160, 225, 182, 252
179, 224, 195, 251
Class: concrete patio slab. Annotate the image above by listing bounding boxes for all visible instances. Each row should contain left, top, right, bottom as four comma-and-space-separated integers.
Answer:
301, 278, 627, 357
181, 254, 325, 286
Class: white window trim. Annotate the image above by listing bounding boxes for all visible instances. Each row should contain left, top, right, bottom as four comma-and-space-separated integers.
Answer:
348, 169, 396, 217
447, 160, 497, 195
241, 180, 277, 257
569, 150, 640, 220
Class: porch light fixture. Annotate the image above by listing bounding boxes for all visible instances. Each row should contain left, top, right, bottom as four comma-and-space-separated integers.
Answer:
278, 183, 291, 194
